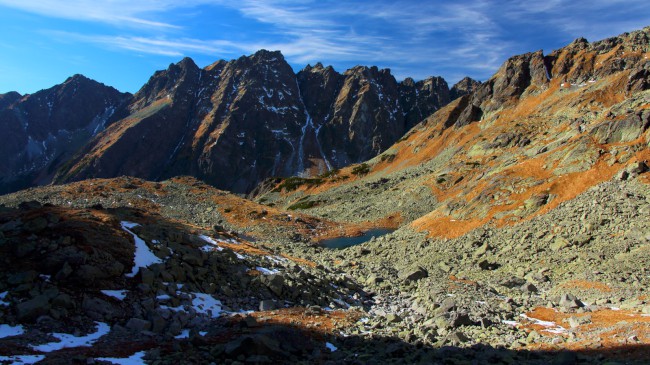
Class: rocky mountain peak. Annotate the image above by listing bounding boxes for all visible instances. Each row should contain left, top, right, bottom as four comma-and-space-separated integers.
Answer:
0, 91, 22, 109
450, 77, 481, 100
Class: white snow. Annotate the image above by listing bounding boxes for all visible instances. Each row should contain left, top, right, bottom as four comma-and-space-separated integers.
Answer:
199, 235, 225, 252
160, 304, 185, 312
156, 294, 171, 301
519, 314, 566, 334
199, 331, 208, 336
121, 221, 162, 278
502, 320, 518, 327
266, 256, 288, 264
191, 293, 222, 318
175, 329, 190, 339
0, 324, 25, 338
101, 290, 128, 301
0, 291, 9, 306
325, 342, 338, 352
234, 252, 246, 260
0, 355, 45, 364
97, 351, 147, 365
256, 267, 280, 275
31, 322, 110, 352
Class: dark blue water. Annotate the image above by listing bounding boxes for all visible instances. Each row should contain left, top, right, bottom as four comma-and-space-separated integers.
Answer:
319, 228, 395, 249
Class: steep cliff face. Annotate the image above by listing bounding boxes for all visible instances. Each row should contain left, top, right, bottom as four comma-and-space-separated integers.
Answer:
399, 76, 451, 131
450, 77, 481, 100
53, 51, 464, 193
0, 75, 130, 194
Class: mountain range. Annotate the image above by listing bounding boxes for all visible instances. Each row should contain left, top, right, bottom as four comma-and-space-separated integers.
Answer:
0, 52, 478, 194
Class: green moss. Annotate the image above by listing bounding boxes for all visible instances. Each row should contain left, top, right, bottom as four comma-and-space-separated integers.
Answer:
318, 169, 340, 179
287, 200, 317, 210
380, 153, 396, 163
352, 163, 371, 175
272, 177, 324, 192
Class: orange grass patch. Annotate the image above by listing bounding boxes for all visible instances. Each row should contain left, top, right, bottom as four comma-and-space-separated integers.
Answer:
558, 280, 613, 293
248, 307, 362, 336
519, 307, 650, 359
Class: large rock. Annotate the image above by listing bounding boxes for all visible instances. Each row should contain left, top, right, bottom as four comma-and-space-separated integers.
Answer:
398, 266, 428, 282
590, 110, 650, 144
16, 295, 51, 321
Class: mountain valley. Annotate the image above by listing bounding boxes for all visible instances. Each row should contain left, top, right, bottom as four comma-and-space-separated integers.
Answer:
0, 26, 650, 364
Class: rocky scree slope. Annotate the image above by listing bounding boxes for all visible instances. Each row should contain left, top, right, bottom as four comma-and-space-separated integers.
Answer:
0, 194, 375, 364
257, 26, 650, 236
45, 51, 475, 194
0, 76, 130, 195
5, 175, 650, 363
2, 177, 650, 362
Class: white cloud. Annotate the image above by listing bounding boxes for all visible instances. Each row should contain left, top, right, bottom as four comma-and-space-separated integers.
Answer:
0, 0, 191, 28
4, 0, 649, 84
45, 30, 251, 57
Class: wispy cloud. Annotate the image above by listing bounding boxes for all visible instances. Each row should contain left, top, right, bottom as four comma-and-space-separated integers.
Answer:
3, 0, 649, 85
45, 30, 251, 57
0, 0, 189, 28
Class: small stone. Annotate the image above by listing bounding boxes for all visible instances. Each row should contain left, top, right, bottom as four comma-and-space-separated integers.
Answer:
520, 283, 538, 293
568, 315, 591, 328
259, 300, 277, 311
559, 294, 583, 309
243, 316, 259, 328
385, 313, 401, 323
473, 242, 490, 257
126, 318, 151, 332
551, 237, 570, 251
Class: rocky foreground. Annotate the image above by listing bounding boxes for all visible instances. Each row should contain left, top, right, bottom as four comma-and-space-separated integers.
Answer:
0, 173, 649, 364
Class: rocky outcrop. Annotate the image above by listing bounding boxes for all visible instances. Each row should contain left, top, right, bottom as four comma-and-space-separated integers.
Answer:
450, 77, 481, 100
0, 75, 130, 194
445, 27, 650, 130
399, 76, 451, 130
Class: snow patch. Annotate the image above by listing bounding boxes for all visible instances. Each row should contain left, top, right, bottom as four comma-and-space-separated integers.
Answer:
199, 235, 225, 252
121, 222, 162, 278
0, 324, 25, 338
175, 329, 190, 339
101, 290, 128, 301
325, 342, 338, 352
31, 322, 110, 352
266, 255, 287, 264
191, 293, 222, 318
256, 267, 280, 275
519, 314, 566, 334
0, 355, 45, 364
97, 351, 147, 365
0, 291, 9, 306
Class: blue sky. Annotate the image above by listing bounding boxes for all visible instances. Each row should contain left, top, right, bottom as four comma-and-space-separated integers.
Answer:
1, 0, 649, 94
